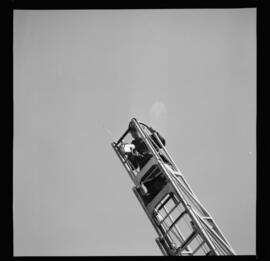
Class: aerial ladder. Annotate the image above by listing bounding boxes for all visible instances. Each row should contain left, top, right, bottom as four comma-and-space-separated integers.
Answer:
111, 118, 236, 256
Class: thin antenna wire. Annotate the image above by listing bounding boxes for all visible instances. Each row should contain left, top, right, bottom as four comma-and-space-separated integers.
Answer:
98, 120, 114, 142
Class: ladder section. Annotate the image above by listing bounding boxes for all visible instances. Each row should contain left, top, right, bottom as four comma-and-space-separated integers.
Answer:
137, 176, 216, 255
133, 176, 216, 256
111, 118, 236, 256
166, 169, 236, 255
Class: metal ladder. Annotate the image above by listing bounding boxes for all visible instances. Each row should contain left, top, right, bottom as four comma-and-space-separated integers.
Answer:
111, 118, 236, 256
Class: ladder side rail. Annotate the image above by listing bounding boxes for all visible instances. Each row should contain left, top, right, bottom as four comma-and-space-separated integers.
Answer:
174, 175, 234, 247
202, 215, 235, 250
159, 169, 218, 256
200, 215, 236, 254
153, 132, 199, 196
191, 207, 231, 249
198, 220, 231, 255
196, 214, 236, 255
155, 238, 169, 256
186, 205, 228, 256
171, 174, 213, 218
151, 132, 179, 172
156, 238, 176, 256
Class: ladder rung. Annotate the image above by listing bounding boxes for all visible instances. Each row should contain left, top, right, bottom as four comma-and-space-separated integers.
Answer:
156, 193, 173, 212
191, 240, 205, 255
162, 210, 187, 237
202, 216, 212, 219
181, 250, 192, 255
176, 230, 197, 255
159, 202, 180, 225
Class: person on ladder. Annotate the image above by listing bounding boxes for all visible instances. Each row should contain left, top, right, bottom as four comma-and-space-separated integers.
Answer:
121, 121, 172, 204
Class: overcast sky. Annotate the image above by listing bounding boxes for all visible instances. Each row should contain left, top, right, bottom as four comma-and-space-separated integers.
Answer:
13, 9, 256, 256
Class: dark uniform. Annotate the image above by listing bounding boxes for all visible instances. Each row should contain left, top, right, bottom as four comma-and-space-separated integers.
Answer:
128, 132, 167, 169
128, 130, 169, 204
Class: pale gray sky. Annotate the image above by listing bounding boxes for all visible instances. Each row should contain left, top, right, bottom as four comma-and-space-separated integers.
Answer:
13, 9, 256, 256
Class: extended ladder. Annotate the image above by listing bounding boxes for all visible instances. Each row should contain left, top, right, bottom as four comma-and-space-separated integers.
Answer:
111, 118, 236, 256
